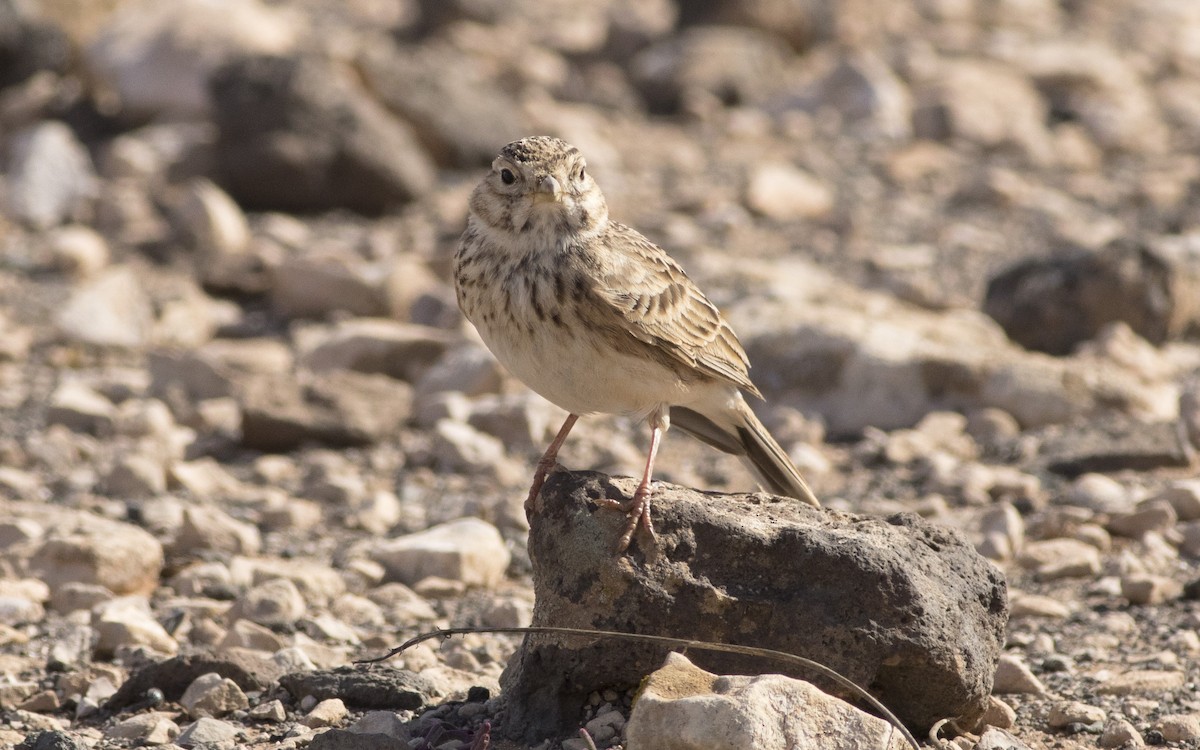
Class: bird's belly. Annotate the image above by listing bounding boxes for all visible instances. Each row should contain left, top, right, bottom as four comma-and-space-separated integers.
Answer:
473, 320, 690, 417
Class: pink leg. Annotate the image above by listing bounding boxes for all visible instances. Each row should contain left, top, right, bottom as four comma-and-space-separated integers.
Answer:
525, 413, 579, 513
599, 408, 666, 552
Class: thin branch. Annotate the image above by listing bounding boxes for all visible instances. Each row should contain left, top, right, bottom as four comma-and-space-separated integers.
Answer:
356, 625, 921, 750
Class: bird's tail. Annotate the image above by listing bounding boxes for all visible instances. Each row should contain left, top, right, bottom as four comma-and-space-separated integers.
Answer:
671, 399, 821, 507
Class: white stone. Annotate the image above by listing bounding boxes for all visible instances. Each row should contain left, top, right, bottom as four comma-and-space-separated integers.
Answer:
176, 505, 262, 556
180, 672, 249, 719
745, 163, 834, 221
369, 518, 511, 588
105, 711, 180, 743
301, 697, 348, 728
233, 577, 307, 626
178, 716, 240, 745
625, 652, 907, 750
47, 225, 110, 277
5, 121, 97, 229
56, 267, 154, 347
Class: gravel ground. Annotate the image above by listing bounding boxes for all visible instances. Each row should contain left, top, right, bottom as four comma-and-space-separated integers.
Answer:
2, 0, 1200, 748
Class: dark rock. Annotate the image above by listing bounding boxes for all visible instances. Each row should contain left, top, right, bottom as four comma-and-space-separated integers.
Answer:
309, 731, 407, 750
15, 732, 87, 750
357, 40, 526, 168
984, 239, 1200, 355
1036, 418, 1195, 477
0, 1, 72, 90
239, 370, 413, 451
105, 653, 266, 711
209, 54, 435, 213
279, 665, 434, 710
499, 470, 1008, 742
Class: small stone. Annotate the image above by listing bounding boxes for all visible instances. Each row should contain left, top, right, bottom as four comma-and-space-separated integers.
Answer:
977, 695, 1016, 730
45, 381, 116, 434
744, 163, 834, 221
1017, 538, 1102, 580
218, 619, 286, 653
1100, 718, 1144, 748
1048, 701, 1106, 728
369, 518, 511, 588
102, 453, 167, 497
1096, 669, 1186, 695
104, 711, 180, 744
1157, 713, 1200, 742
5, 121, 97, 229
430, 419, 514, 478
30, 520, 163, 596
1121, 574, 1183, 605
177, 716, 240, 746
975, 727, 1034, 750
366, 582, 438, 624
56, 267, 154, 347
1009, 593, 1072, 619
302, 697, 348, 728
248, 699, 287, 722
1107, 499, 1178, 538
992, 655, 1047, 695
1154, 480, 1200, 522
176, 505, 262, 556
46, 225, 109, 277
94, 597, 178, 656
1063, 473, 1133, 513
232, 577, 307, 627
180, 672, 250, 719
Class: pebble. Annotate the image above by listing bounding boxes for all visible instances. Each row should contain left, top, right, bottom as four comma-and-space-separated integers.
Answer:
1047, 701, 1106, 728
744, 163, 835, 221
1017, 538, 1102, 580
178, 717, 239, 747
1008, 593, 1072, 619
180, 672, 250, 719
1156, 713, 1200, 742
991, 655, 1047, 695
1095, 669, 1185, 695
369, 517, 511, 588
248, 699, 287, 722
1062, 473, 1133, 513
1121, 574, 1183, 605
94, 598, 178, 656
5, 121, 97, 229
46, 225, 110, 277
1107, 499, 1178, 538
176, 505, 263, 556
55, 267, 154, 347
1100, 718, 1144, 748
301, 697, 348, 728
103, 711, 180, 744
978, 695, 1016, 729
1153, 480, 1200, 521
232, 577, 307, 627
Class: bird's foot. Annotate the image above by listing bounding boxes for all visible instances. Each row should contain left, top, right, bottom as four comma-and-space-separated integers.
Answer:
597, 483, 657, 553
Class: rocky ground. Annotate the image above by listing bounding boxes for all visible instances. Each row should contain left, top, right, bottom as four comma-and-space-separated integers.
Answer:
2, 0, 1200, 748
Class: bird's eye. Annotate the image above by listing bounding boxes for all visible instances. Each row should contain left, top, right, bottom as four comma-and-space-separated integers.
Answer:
500, 168, 516, 185
577, 166, 586, 181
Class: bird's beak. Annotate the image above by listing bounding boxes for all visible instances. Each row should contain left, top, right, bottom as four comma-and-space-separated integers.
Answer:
534, 175, 563, 203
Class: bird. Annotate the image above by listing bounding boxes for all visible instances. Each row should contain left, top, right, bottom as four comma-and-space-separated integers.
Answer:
453, 135, 820, 552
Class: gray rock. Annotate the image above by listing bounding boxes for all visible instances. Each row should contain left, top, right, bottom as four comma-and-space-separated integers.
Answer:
5, 121, 96, 229
308, 730, 410, 750
984, 238, 1200, 355
298, 319, 455, 383
239, 370, 413, 451
1037, 417, 1195, 476
278, 665, 435, 710
84, 0, 302, 118
626, 652, 907, 750
103, 712, 179, 744
210, 53, 435, 212
271, 255, 391, 320
45, 381, 116, 435
56, 267, 154, 348
15, 731, 89, 750
358, 39, 528, 167
499, 470, 1007, 741
105, 654, 268, 711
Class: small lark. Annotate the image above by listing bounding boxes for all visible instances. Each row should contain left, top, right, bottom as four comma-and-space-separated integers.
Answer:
454, 136, 820, 552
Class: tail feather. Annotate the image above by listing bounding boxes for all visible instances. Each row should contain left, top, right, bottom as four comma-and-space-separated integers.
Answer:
671, 402, 821, 507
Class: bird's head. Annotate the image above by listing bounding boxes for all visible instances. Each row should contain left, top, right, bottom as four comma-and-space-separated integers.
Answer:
468, 136, 609, 241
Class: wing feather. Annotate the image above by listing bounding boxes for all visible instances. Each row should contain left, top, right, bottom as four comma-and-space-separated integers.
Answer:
587, 223, 761, 397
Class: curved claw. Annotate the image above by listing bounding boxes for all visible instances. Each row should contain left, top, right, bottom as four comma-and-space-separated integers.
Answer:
598, 483, 657, 553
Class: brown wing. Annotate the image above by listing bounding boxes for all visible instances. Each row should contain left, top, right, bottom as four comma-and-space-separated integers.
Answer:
590, 222, 761, 397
